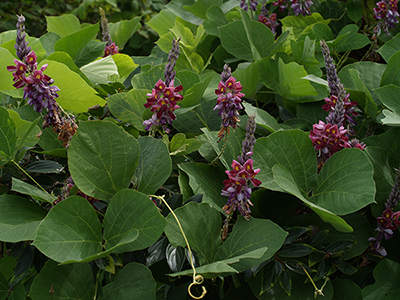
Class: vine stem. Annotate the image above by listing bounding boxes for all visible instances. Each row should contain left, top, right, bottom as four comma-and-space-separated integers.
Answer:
298, 264, 329, 298
12, 160, 49, 195
210, 137, 227, 165
150, 194, 207, 299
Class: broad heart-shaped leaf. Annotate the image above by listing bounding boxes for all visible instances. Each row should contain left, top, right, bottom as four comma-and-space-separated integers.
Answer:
204, 5, 227, 36
169, 248, 267, 279
33, 196, 102, 263
378, 34, 400, 63
8, 111, 40, 149
107, 89, 148, 131
80, 55, 118, 85
332, 279, 363, 300
310, 148, 376, 215
184, 0, 222, 19
273, 165, 353, 232
165, 202, 221, 265
0, 273, 8, 300
68, 121, 140, 201
46, 14, 81, 38
380, 51, 400, 87
178, 163, 227, 212
375, 84, 400, 115
169, 133, 203, 156
253, 130, 317, 195
219, 20, 253, 61
54, 23, 99, 62
147, 9, 176, 37
334, 24, 370, 53
100, 263, 156, 300
103, 189, 166, 253
362, 258, 400, 300
11, 178, 57, 204
0, 195, 47, 242
243, 102, 282, 133
133, 136, 172, 195
28, 260, 94, 300
108, 16, 141, 50
7, 282, 24, 300
201, 127, 245, 170
0, 107, 16, 165
39, 60, 105, 113
281, 13, 329, 39
214, 217, 287, 273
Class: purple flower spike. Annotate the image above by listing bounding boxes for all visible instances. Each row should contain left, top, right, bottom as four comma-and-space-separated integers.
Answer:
374, 0, 399, 36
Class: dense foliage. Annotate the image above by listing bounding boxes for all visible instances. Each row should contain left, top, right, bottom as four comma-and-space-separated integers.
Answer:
1, 0, 400, 299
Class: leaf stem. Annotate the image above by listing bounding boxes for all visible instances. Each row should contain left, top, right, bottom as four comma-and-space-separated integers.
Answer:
12, 160, 49, 195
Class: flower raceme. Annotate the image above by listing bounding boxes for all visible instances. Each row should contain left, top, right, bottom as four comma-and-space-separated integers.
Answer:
374, 0, 399, 35
222, 159, 262, 219
143, 79, 183, 133
322, 94, 358, 127
214, 75, 244, 141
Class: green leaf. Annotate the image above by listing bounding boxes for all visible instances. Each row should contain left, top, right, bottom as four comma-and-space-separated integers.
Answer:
273, 165, 353, 232
68, 121, 140, 201
204, 5, 227, 36
346, 0, 363, 22
219, 20, 253, 61
232, 62, 260, 98
334, 24, 370, 53
109, 16, 141, 50
165, 202, 221, 265
132, 64, 167, 90
281, 13, 329, 39
253, 130, 317, 194
178, 163, 227, 212
0, 194, 47, 242
377, 109, 400, 125
33, 196, 102, 263
29, 260, 94, 300
112, 53, 139, 78
166, 0, 203, 25
46, 14, 81, 38
100, 263, 156, 300
7, 282, 24, 300
332, 279, 363, 300
104, 189, 166, 253
169, 133, 203, 156
0, 107, 16, 165
147, 9, 177, 37
311, 23, 334, 41
134, 136, 172, 195
201, 127, 245, 170
375, 84, 400, 115
11, 177, 57, 203
378, 35, 400, 63
54, 23, 99, 61
362, 259, 400, 300
80, 55, 118, 85
107, 89, 148, 131
310, 148, 376, 215
39, 60, 105, 113
181, 73, 213, 108
8, 111, 40, 149
214, 217, 287, 273
184, 0, 222, 19
278, 244, 316, 258
24, 160, 63, 173
291, 36, 319, 65
0, 273, 7, 300
380, 51, 400, 87
243, 102, 282, 133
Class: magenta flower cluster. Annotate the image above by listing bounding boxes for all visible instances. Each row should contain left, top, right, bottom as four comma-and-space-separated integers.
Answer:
374, 0, 399, 35
222, 159, 262, 219
143, 79, 183, 133
103, 42, 118, 57
214, 76, 244, 141
240, 0, 258, 11
272, 0, 313, 16
7, 51, 59, 113
258, 12, 279, 34
322, 94, 358, 127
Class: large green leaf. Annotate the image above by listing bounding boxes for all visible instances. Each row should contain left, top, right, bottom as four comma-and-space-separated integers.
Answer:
29, 260, 94, 300
332, 279, 362, 300
362, 259, 400, 300
165, 202, 221, 265
178, 163, 227, 212
204, 5, 227, 36
243, 102, 282, 133
54, 23, 99, 61
68, 121, 140, 201
0, 273, 7, 300
381, 51, 400, 87
334, 24, 370, 53
166, 0, 203, 25
310, 148, 376, 215
273, 164, 353, 232
378, 34, 400, 63
80, 55, 118, 85
46, 14, 81, 38
375, 84, 400, 116
33, 196, 102, 263
253, 130, 317, 195
100, 263, 156, 300
134, 136, 172, 195
103, 189, 165, 253
214, 217, 287, 273
291, 36, 319, 65
232, 62, 259, 98
40, 60, 105, 113
7, 282, 25, 300
108, 16, 141, 50
8, 111, 40, 149
0, 194, 47, 242
107, 89, 148, 131
281, 13, 329, 39
201, 127, 245, 170
11, 177, 57, 204
0, 107, 16, 165
147, 9, 177, 37
219, 20, 253, 61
